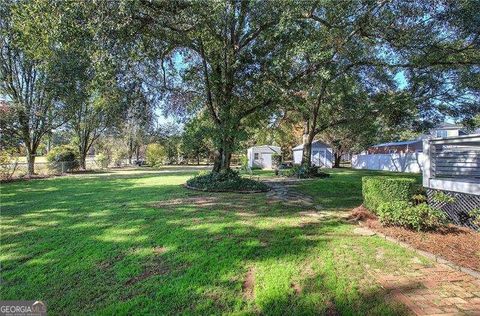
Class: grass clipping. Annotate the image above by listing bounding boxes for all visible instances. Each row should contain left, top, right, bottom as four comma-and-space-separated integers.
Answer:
186, 169, 269, 193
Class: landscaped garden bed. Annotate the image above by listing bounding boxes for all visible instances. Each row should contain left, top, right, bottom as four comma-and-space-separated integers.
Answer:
186, 169, 270, 193
350, 205, 480, 273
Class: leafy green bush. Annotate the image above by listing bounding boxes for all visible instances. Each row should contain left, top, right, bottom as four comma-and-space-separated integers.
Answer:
186, 169, 269, 192
272, 153, 282, 168
362, 176, 417, 213
0, 149, 19, 180
279, 165, 330, 178
240, 155, 249, 171
96, 153, 110, 169
146, 143, 166, 167
377, 202, 447, 231
46, 145, 79, 173
469, 208, 480, 229
432, 191, 456, 204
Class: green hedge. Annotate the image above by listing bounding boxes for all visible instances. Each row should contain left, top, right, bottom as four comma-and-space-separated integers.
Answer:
362, 176, 417, 213
377, 201, 447, 231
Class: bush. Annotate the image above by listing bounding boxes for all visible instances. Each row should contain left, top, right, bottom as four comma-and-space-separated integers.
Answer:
112, 147, 128, 167
279, 165, 330, 179
186, 169, 269, 192
272, 153, 282, 169
469, 208, 480, 229
0, 149, 19, 180
378, 201, 447, 231
96, 153, 110, 169
240, 155, 249, 171
46, 145, 79, 173
362, 176, 417, 213
146, 143, 166, 167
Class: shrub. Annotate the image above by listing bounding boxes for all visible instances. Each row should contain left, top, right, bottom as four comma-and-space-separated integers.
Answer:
46, 145, 79, 173
279, 165, 330, 179
272, 153, 282, 168
469, 208, 480, 229
432, 191, 456, 204
240, 155, 249, 171
378, 202, 447, 231
0, 149, 19, 180
186, 169, 269, 192
96, 153, 110, 169
112, 147, 128, 167
362, 176, 417, 213
146, 143, 166, 167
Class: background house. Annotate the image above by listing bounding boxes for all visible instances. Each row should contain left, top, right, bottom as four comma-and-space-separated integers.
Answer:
292, 140, 333, 168
353, 122, 475, 173
367, 122, 468, 154
247, 145, 281, 169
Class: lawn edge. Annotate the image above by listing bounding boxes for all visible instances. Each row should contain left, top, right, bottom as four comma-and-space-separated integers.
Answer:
358, 222, 480, 280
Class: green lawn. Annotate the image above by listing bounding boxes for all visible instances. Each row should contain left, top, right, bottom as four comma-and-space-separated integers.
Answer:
295, 168, 421, 210
1, 168, 424, 315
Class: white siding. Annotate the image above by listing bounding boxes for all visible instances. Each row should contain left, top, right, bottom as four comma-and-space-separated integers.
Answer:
352, 152, 426, 173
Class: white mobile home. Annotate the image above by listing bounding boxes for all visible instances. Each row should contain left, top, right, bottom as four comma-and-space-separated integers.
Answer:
292, 140, 333, 168
247, 145, 281, 169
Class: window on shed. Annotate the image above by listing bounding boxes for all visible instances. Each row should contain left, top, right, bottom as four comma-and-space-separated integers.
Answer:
436, 130, 448, 138
254, 153, 259, 159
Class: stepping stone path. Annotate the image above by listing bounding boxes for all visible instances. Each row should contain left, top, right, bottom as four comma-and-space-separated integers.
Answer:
263, 178, 315, 207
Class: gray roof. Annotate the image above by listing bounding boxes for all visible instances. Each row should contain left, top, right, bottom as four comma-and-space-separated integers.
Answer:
248, 145, 281, 154
372, 139, 421, 147
292, 140, 331, 151
435, 122, 464, 130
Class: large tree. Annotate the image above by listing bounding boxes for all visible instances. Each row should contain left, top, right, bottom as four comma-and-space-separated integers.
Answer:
115, 0, 297, 172
281, 1, 479, 167
0, 1, 69, 175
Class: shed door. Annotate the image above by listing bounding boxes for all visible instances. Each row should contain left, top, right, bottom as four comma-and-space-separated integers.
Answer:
312, 150, 326, 167
262, 153, 272, 168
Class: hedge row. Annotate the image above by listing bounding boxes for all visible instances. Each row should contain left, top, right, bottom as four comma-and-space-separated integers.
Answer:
362, 176, 417, 213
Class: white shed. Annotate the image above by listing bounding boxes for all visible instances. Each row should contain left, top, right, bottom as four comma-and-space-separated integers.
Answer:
292, 140, 333, 168
247, 145, 281, 169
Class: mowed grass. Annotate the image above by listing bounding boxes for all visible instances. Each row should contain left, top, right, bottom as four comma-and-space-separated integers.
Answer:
1, 168, 424, 315
295, 168, 421, 209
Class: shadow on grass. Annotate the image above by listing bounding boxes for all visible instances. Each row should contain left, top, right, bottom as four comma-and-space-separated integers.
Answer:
1, 169, 415, 315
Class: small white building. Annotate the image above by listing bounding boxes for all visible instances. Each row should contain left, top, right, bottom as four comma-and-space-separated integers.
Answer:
292, 140, 333, 168
247, 145, 281, 169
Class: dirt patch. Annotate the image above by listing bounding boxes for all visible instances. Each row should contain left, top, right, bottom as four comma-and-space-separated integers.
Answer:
353, 208, 480, 272
96, 253, 125, 270
290, 282, 302, 295
125, 258, 170, 286
325, 300, 339, 316
347, 205, 377, 222
242, 267, 255, 299
153, 246, 167, 255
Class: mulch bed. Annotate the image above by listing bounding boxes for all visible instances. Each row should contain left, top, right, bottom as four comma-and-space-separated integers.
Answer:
349, 206, 480, 272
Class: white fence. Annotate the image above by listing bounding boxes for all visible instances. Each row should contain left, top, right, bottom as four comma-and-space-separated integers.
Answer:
352, 152, 426, 173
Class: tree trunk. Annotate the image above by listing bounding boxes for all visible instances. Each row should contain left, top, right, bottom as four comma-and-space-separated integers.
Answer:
301, 130, 315, 167
212, 137, 233, 172
79, 155, 87, 170
128, 138, 133, 165
333, 152, 342, 168
27, 151, 36, 176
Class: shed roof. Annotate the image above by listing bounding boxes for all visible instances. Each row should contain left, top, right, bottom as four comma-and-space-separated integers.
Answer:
248, 145, 281, 154
372, 139, 421, 147
292, 140, 331, 151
